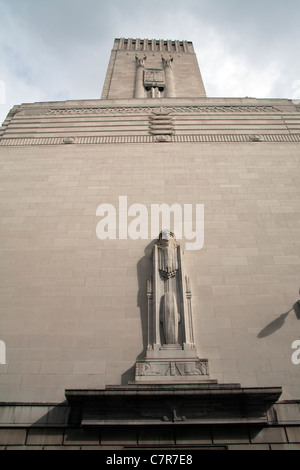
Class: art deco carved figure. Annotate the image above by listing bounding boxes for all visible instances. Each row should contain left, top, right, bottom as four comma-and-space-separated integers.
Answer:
134, 231, 211, 382
135, 55, 147, 67
162, 56, 174, 68
156, 231, 181, 345
157, 230, 179, 280
148, 230, 195, 349
162, 57, 175, 97
160, 291, 181, 345
135, 55, 147, 98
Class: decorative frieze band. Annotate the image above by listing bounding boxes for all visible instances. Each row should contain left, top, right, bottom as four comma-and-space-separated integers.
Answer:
42, 105, 280, 116
1, 133, 300, 146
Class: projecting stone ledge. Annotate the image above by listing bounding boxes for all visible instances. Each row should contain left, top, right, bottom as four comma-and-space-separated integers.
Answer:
65, 384, 282, 427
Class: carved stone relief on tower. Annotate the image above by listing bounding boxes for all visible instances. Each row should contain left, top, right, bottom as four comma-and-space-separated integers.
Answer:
162, 56, 175, 98
134, 231, 212, 383
134, 55, 176, 98
135, 55, 147, 98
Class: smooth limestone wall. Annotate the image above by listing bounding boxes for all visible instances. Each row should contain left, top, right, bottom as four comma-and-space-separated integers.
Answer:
0, 141, 299, 402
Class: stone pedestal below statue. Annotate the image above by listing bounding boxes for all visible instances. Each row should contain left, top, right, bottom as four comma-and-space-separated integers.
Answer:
134, 344, 214, 384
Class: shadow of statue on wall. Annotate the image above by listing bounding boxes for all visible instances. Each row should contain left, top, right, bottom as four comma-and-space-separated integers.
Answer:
121, 238, 156, 385
257, 301, 300, 339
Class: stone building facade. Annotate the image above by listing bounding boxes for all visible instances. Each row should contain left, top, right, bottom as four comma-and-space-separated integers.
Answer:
0, 38, 300, 450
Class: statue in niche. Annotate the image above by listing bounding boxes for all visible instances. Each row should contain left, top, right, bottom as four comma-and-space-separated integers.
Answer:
135, 232, 211, 383
157, 231, 181, 345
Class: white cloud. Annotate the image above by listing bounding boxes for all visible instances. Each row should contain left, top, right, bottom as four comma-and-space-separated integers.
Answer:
0, 0, 299, 124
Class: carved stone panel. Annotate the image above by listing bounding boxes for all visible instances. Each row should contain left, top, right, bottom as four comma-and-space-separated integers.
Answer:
144, 69, 165, 88
135, 359, 210, 383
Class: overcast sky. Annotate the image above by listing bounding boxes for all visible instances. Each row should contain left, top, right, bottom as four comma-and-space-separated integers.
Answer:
0, 0, 300, 124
